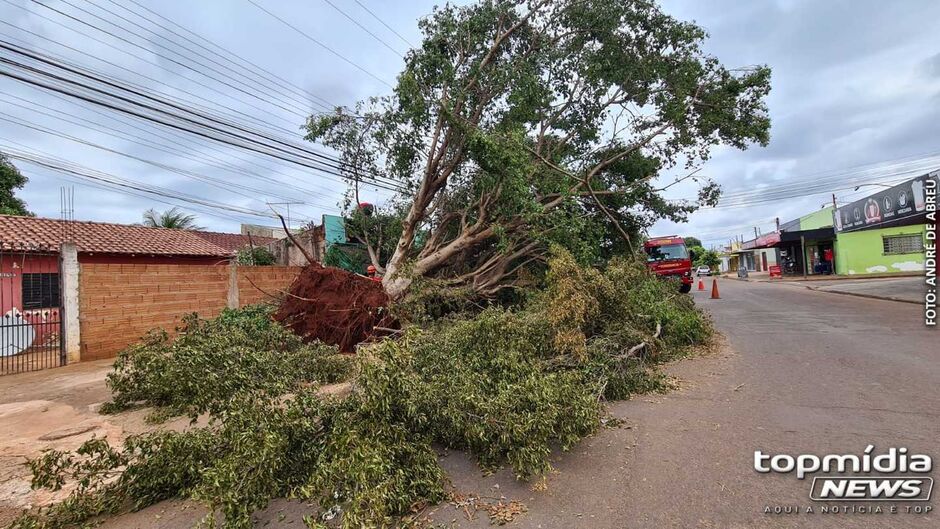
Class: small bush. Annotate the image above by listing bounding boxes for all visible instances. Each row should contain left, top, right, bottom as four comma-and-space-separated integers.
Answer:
235, 246, 276, 265
100, 305, 352, 419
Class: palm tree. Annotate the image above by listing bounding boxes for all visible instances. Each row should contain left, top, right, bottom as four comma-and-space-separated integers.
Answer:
141, 207, 205, 230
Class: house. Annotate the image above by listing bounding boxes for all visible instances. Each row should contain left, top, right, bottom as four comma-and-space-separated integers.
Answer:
0, 214, 275, 265
0, 214, 274, 341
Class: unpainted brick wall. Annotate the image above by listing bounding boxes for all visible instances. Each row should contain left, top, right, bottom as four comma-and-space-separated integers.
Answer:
238, 266, 302, 306
78, 263, 301, 361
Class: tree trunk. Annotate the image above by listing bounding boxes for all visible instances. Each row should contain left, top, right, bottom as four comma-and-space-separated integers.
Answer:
382, 274, 412, 301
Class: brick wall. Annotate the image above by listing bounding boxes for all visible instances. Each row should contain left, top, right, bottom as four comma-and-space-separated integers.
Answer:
238, 266, 302, 306
78, 264, 301, 361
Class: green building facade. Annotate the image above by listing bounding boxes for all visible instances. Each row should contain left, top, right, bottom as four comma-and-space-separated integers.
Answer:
834, 224, 928, 276
770, 172, 935, 277
830, 172, 935, 276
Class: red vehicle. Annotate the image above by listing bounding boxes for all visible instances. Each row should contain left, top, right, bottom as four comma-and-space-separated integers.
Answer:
643, 236, 693, 293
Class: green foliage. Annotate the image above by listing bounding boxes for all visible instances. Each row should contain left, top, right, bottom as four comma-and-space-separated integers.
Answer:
17, 257, 711, 528
306, 0, 771, 296
235, 246, 276, 266
322, 243, 368, 274
0, 153, 32, 216
360, 308, 602, 479
100, 305, 351, 419
688, 245, 720, 269
140, 207, 204, 230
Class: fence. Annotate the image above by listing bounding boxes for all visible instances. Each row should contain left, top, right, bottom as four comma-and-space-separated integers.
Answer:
78, 263, 302, 361
0, 250, 64, 374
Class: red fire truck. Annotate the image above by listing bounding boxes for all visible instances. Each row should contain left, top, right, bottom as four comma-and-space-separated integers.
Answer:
643, 236, 693, 293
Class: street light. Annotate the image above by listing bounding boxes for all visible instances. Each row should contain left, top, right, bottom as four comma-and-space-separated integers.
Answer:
853, 183, 894, 191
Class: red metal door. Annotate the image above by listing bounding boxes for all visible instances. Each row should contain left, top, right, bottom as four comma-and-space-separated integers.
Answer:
1, 247, 65, 375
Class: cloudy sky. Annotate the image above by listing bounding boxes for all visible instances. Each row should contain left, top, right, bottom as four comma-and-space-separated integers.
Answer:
1, 0, 939, 242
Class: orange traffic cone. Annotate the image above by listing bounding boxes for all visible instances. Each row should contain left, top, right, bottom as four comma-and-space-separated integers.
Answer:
710, 278, 721, 299
698, 279, 705, 291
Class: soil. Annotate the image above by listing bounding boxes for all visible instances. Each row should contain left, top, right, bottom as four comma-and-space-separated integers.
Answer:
274, 263, 395, 353
0, 360, 199, 525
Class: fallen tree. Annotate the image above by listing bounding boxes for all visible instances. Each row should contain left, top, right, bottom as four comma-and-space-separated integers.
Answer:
308, 0, 771, 300
13, 250, 712, 529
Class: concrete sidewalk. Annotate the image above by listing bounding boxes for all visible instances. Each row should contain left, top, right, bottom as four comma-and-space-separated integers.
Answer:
779, 276, 927, 304
723, 273, 927, 304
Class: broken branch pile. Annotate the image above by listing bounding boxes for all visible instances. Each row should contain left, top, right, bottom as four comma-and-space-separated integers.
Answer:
12, 251, 712, 529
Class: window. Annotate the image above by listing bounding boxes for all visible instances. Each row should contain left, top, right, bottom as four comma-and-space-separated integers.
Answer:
645, 244, 688, 262
22, 273, 60, 309
882, 234, 923, 255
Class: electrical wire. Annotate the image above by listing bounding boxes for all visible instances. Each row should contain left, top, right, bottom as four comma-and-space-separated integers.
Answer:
244, 0, 394, 89
321, 0, 405, 58
0, 90, 344, 203
115, 0, 338, 110
0, 102, 348, 213
1, 143, 275, 218
0, 43, 407, 191
32, 0, 312, 117
352, 0, 415, 48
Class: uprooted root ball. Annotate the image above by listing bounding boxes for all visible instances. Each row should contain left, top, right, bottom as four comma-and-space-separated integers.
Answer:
274, 263, 397, 353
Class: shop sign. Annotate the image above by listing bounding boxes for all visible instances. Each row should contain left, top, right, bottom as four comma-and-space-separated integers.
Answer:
835, 172, 939, 233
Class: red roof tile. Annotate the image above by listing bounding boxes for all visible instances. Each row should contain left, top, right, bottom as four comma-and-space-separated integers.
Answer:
0, 215, 276, 256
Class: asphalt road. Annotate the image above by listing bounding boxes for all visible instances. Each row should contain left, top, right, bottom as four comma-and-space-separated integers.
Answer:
89, 279, 938, 528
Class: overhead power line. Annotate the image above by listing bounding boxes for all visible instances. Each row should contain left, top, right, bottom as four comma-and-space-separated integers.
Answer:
352, 0, 415, 48
31, 0, 313, 117
1, 88, 341, 200
117, 0, 338, 110
244, 0, 394, 88
321, 0, 405, 58
0, 41, 407, 192
83, 0, 321, 114
0, 2, 302, 133
0, 103, 345, 213
1, 143, 274, 219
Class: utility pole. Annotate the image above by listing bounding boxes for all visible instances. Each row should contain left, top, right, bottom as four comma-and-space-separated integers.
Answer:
775, 217, 780, 232
801, 235, 807, 278
267, 201, 304, 231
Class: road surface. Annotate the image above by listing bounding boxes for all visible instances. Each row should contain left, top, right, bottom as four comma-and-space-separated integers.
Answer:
61, 280, 940, 528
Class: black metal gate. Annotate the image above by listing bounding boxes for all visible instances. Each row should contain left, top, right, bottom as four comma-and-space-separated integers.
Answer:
0, 248, 65, 375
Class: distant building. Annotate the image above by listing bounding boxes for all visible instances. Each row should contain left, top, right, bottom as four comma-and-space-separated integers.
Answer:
724, 170, 937, 277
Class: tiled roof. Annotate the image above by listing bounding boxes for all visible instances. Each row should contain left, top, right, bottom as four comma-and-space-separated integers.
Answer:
0, 215, 276, 256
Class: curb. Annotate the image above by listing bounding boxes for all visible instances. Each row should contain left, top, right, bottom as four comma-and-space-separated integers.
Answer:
722, 275, 923, 305
801, 285, 922, 305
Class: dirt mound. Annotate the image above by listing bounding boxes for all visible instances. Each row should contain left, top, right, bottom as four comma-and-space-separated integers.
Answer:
274, 263, 395, 353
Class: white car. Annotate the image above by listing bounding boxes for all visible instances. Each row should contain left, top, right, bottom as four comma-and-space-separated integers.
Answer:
695, 266, 712, 276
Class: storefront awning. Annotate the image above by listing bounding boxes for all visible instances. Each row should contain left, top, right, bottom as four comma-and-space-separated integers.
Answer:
741, 232, 781, 250
779, 227, 835, 243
